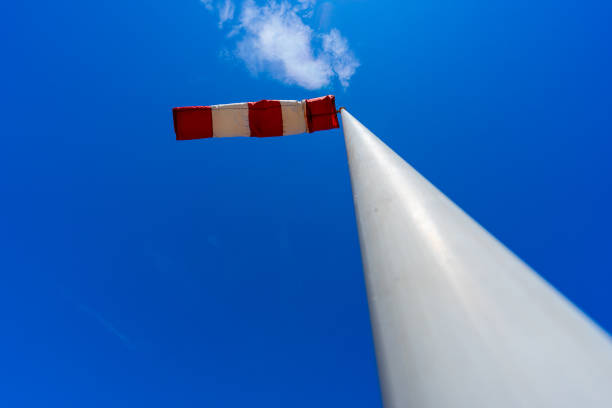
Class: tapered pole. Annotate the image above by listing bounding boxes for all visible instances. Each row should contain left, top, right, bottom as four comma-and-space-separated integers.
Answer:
341, 109, 612, 408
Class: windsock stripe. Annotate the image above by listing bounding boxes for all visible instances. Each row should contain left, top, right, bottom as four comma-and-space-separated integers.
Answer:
305, 95, 339, 133
211, 102, 250, 138
248, 100, 283, 137
280, 100, 308, 135
173, 95, 338, 140
173, 106, 213, 140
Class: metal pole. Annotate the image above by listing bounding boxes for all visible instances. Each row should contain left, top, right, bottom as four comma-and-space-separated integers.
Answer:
341, 109, 612, 408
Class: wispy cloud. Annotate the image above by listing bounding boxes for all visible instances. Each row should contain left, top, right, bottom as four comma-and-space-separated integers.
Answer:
200, 0, 214, 11
202, 0, 236, 27
218, 0, 236, 27
322, 29, 359, 88
201, 0, 359, 90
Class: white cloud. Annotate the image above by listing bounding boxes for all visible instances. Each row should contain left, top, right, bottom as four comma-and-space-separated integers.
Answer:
201, 0, 359, 90
236, 1, 332, 89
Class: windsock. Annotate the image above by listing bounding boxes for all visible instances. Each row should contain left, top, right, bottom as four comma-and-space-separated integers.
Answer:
173, 95, 339, 140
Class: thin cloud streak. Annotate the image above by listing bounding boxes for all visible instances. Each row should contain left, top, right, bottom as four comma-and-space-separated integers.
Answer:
78, 304, 132, 348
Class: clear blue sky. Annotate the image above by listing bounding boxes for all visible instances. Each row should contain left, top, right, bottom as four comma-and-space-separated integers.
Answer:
1, 0, 611, 406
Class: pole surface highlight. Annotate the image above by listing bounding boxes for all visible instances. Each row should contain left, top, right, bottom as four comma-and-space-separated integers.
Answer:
341, 109, 612, 408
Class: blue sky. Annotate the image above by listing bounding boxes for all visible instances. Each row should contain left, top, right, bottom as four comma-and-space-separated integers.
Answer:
1, 0, 611, 406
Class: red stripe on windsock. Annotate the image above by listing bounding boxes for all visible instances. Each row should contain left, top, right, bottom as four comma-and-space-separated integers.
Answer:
305, 95, 339, 133
173, 106, 213, 140
248, 100, 283, 137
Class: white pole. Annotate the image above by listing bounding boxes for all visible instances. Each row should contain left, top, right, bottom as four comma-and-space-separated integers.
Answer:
341, 109, 612, 408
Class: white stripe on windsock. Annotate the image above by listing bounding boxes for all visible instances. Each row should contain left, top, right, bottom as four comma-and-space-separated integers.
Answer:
211, 102, 250, 138
280, 100, 308, 135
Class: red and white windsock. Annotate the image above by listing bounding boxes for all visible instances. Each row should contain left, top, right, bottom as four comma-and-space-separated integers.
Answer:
173, 95, 339, 140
